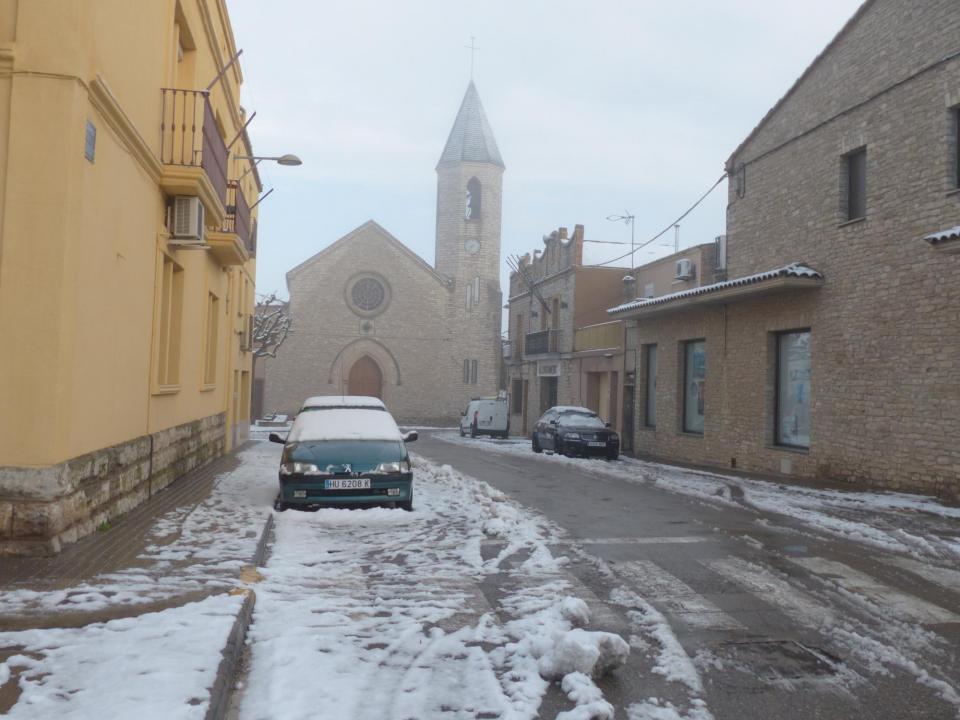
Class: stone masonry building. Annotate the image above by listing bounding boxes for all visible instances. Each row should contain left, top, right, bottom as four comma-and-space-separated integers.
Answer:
610, 0, 960, 499
262, 82, 504, 424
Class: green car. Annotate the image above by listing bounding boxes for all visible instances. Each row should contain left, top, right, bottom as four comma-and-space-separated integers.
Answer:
269, 396, 417, 511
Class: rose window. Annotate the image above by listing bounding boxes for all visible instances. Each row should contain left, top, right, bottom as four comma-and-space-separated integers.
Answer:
351, 278, 386, 312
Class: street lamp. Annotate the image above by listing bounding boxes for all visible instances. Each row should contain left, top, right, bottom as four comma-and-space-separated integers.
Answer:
234, 153, 303, 166
606, 212, 635, 269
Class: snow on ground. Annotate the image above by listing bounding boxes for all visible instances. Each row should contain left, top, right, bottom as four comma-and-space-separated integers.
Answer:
0, 593, 244, 719
239, 456, 644, 720
0, 443, 278, 617
432, 432, 960, 563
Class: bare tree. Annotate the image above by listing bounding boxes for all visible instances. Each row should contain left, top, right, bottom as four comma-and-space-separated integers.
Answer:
253, 292, 292, 358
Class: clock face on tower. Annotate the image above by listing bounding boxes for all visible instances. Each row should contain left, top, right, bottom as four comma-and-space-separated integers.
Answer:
465, 238, 481, 255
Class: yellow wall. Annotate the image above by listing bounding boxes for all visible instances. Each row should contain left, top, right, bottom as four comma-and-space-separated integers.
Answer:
0, 0, 258, 467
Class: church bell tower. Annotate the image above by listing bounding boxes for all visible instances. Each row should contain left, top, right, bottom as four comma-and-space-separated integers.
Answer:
435, 81, 504, 396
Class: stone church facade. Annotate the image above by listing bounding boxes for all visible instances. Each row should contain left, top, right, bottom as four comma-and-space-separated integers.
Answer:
261, 82, 504, 424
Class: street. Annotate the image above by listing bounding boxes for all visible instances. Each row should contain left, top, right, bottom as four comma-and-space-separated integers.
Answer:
414, 432, 960, 719
2, 434, 959, 719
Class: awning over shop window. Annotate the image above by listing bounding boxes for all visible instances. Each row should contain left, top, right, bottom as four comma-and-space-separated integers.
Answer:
607, 263, 823, 318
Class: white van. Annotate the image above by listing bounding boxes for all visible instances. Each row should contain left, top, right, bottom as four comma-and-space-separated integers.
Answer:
459, 397, 509, 438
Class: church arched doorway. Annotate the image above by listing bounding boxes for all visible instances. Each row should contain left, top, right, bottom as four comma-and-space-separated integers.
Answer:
348, 355, 383, 399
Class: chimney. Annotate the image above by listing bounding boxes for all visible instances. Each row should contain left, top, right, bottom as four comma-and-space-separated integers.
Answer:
572, 224, 584, 265
622, 273, 637, 302
558, 227, 568, 241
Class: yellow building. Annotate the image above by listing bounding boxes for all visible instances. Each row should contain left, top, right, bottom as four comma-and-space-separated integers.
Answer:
0, 0, 262, 555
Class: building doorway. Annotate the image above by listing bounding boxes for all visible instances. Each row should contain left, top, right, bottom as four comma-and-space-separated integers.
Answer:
348, 356, 383, 398
539, 376, 557, 415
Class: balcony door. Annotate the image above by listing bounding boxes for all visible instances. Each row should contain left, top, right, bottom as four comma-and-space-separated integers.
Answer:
348, 356, 383, 399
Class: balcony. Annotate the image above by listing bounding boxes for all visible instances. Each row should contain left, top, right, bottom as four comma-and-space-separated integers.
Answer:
574, 321, 622, 353
159, 88, 228, 226
207, 183, 254, 265
524, 329, 560, 356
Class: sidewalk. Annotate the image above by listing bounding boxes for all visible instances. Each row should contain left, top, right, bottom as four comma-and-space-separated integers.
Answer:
0, 441, 280, 718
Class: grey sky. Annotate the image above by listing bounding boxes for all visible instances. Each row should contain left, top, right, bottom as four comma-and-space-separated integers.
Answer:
229, 0, 863, 300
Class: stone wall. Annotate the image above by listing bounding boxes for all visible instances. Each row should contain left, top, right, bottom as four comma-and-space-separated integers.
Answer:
0, 413, 225, 556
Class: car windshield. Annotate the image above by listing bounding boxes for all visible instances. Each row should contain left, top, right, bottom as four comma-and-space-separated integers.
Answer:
285, 440, 404, 469
558, 412, 605, 428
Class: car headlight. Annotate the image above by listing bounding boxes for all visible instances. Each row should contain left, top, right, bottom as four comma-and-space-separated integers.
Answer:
280, 462, 321, 476
562, 432, 581, 440
372, 458, 412, 474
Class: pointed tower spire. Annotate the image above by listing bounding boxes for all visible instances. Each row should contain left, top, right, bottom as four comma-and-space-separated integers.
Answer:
437, 81, 505, 169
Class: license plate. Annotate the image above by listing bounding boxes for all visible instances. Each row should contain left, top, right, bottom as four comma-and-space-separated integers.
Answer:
324, 478, 371, 490
588, 441, 605, 447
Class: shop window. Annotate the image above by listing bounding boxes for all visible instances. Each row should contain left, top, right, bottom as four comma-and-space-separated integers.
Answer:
682, 340, 706, 434
776, 330, 812, 448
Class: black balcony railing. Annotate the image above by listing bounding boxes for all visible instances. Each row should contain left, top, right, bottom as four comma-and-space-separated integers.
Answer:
525, 329, 560, 355
160, 88, 228, 206
224, 182, 252, 253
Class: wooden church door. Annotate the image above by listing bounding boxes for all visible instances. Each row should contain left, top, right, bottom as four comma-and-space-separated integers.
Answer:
348, 356, 383, 399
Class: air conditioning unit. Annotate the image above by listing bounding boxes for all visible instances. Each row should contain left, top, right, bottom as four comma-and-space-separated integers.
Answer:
675, 258, 694, 280
170, 196, 205, 243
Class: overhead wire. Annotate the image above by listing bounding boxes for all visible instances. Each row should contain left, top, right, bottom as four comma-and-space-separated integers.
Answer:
595, 173, 728, 267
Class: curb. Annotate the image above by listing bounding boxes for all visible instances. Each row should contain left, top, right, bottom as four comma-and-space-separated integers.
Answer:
205, 512, 274, 720
206, 589, 255, 720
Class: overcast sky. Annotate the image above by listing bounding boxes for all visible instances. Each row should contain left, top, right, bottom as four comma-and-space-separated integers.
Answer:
229, 0, 863, 300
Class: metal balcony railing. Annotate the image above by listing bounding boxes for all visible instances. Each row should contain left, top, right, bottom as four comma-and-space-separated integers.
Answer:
224, 182, 252, 253
524, 329, 560, 356
160, 88, 228, 205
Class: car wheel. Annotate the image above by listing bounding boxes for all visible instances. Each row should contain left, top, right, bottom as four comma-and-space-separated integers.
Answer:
459, 428, 465, 437
398, 494, 414, 512
273, 496, 288, 512
532, 433, 542, 453
606, 451, 619, 461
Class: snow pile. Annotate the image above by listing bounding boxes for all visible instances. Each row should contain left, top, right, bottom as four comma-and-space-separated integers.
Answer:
557, 672, 614, 720
628, 697, 713, 720
538, 628, 630, 680
561, 596, 592, 627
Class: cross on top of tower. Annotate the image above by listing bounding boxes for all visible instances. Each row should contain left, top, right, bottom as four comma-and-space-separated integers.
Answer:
466, 36, 479, 79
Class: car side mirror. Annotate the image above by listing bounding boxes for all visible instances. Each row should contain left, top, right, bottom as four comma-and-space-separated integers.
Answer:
550, 420, 558, 425
268, 432, 287, 444
605, 422, 611, 428
403, 431, 419, 443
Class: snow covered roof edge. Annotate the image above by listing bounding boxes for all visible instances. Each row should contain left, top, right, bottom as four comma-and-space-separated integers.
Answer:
607, 263, 823, 315
924, 225, 960, 244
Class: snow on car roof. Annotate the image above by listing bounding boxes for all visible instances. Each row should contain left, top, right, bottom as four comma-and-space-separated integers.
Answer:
300, 395, 386, 410
552, 406, 596, 414
287, 406, 404, 443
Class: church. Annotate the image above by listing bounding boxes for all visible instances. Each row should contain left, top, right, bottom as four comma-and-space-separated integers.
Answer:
262, 82, 505, 424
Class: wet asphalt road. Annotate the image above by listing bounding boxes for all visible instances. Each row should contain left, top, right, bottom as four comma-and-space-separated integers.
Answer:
415, 433, 960, 720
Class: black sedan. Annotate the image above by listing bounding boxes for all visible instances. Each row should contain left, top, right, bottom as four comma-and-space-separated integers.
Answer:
531, 406, 619, 460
